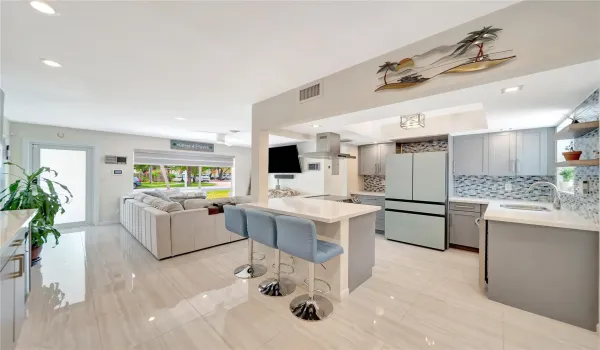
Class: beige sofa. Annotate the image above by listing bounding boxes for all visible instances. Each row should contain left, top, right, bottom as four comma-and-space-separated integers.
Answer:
119, 194, 252, 259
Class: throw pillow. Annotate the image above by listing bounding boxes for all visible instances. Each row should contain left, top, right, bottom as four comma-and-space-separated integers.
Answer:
151, 190, 172, 202
150, 198, 184, 213
183, 198, 212, 210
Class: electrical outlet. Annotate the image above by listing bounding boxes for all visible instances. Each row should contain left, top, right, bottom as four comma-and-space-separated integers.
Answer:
505, 182, 512, 192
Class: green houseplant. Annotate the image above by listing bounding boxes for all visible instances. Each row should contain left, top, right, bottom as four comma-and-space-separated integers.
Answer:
0, 162, 72, 264
559, 168, 575, 182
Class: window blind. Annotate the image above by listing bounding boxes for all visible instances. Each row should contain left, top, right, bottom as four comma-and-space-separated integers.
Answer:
133, 149, 234, 167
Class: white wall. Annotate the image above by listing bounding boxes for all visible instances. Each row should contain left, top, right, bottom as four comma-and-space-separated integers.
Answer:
266, 142, 360, 196
9, 122, 252, 224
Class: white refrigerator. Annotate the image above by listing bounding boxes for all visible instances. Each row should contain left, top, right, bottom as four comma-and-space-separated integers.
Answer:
384, 152, 447, 250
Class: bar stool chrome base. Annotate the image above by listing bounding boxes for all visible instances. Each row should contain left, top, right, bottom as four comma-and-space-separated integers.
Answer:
258, 277, 296, 297
289, 294, 334, 321
233, 264, 266, 279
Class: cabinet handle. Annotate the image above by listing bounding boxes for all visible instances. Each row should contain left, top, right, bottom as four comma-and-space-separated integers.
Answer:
515, 159, 519, 173
475, 217, 481, 227
453, 161, 456, 174
449, 215, 452, 227
454, 204, 474, 209
8, 254, 24, 279
10, 239, 24, 247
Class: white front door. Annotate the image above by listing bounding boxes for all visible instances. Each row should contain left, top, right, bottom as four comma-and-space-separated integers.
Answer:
31, 144, 93, 227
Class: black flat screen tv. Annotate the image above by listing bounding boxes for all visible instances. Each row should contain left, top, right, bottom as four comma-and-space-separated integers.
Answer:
268, 145, 302, 173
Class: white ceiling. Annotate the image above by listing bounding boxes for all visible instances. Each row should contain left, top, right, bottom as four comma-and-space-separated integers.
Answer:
286, 60, 600, 144
1, 1, 517, 146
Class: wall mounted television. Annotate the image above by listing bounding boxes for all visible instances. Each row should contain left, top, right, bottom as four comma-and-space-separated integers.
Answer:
268, 145, 302, 173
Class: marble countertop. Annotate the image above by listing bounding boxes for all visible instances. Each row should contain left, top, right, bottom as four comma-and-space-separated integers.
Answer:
351, 191, 386, 197
245, 197, 381, 223
0, 209, 37, 253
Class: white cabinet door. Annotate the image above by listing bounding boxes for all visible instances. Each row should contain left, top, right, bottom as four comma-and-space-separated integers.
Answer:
413, 152, 447, 203
453, 135, 488, 175
516, 128, 548, 176
488, 132, 516, 176
377, 143, 396, 175
385, 154, 413, 200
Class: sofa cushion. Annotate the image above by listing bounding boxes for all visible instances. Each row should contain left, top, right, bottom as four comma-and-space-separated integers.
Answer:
183, 198, 213, 210
143, 190, 172, 202
151, 198, 184, 213
133, 193, 150, 202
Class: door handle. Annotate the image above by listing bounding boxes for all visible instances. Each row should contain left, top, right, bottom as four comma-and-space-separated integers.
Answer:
475, 217, 481, 227
8, 254, 24, 279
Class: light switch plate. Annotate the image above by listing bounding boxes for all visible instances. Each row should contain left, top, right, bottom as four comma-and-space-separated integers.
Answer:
505, 182, 512, 192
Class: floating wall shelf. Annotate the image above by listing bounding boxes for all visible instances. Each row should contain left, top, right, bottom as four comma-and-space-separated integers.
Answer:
556, 159, 600, 167
554, 121, 599, 140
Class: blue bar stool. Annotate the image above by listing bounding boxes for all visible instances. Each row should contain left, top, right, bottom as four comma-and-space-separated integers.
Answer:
224, 205, 266, 279
275, 215, 344, 321
246, 209, 296, 297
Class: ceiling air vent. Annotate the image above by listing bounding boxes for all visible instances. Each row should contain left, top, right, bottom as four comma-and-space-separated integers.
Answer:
298, 81, 322, 103
340, 139, 353, 143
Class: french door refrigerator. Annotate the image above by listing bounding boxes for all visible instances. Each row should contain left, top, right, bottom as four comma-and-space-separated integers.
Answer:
384, 152, 447, 250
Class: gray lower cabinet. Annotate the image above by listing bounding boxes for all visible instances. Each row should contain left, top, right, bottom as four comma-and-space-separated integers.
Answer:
355, 195, 385, 232
449, 210, 480, 248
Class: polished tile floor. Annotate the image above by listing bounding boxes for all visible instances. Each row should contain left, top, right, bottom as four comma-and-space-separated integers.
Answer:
17, 224, 598, 350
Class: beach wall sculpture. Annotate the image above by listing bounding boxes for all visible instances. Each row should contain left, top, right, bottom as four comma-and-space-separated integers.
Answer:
375, 26, 516, 92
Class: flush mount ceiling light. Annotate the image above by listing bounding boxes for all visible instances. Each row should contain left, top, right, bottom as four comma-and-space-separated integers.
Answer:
229, 129, 240, 133
40, 59, 62, 68
312, 124, 321, 128
501, 85, 523, 94
30, 0, 57, 15
174, 117, 186, 121
400, 113, 425, 129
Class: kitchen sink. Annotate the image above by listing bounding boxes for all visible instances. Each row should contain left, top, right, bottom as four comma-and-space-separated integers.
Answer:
500, 204, 550, 212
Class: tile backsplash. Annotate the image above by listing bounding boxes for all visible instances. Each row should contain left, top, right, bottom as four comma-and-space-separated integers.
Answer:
558, 89, 599, 224
397, 140, 448, 153
454, 175, 556, 202
364, 175, 386, 192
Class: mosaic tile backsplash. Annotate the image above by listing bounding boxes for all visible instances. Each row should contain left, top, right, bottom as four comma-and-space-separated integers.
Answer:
454, 175, 556, 201
558, 89, 599, 224
364, 175, 386, 192
397, 140, 448, 153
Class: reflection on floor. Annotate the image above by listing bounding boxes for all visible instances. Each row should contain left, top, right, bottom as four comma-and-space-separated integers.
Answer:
17, 225, 598, 350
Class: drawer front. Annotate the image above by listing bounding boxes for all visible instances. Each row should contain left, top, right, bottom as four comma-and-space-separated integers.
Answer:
385, 211, 445, 250
450, 202, 481, 212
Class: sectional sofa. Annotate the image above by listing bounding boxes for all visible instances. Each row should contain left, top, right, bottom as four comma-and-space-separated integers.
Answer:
119, 192, 252, 259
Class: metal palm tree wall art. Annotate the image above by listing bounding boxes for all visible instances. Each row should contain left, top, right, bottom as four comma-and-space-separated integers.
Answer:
375, 26, 516, 92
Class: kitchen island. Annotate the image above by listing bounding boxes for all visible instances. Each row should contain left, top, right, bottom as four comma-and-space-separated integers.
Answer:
245, 197, 380, 300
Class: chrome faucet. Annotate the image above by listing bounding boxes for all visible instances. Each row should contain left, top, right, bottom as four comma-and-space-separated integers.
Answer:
527, 182, 561, 210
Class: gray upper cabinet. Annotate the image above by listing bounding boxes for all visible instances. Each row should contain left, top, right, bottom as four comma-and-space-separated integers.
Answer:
359, 145, 378, 175
516, 128, 552, 176
453, 134, 488, 175
378, 143, 396, 175
359, 143, 396, 176
488, 132, 517, 176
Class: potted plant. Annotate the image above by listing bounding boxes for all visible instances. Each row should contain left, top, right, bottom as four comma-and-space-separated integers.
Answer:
0, 162, 72, 264
562, 141, 582, 161
559, 168, 575, 182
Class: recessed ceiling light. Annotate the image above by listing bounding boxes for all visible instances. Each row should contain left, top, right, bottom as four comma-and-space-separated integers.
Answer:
30, 0, 56, 15
148, 317, 155, 322
40, 59, 62, 68
312, 124, 321, 128
372, 141, 378, 144
174, 117, 186, 121
501, 85, 523, 94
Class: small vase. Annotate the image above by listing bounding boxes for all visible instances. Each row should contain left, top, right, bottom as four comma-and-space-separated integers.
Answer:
31, 245, 43, 266
562, 151, 583, 161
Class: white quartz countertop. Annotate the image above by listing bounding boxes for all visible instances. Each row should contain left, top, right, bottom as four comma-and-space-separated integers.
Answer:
351, 191, 386, 197
449, 197, 492, 205
245, 197, 381, 223
483, 200, 598, 232
0, 209, 37, 253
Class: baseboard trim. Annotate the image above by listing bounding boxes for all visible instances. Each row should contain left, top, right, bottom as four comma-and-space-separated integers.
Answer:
97, 221, 119, 226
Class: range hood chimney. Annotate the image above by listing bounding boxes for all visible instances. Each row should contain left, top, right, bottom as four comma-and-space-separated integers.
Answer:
301, 132, 355, 175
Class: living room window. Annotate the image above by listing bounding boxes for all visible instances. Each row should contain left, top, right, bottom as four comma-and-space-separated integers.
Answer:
133, 149, 234, 198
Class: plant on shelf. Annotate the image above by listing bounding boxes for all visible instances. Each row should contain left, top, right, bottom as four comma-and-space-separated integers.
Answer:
0, 162, 72, 264
562, 141, 583, 161
567, 114, 581, 124
559, 168, 575, 182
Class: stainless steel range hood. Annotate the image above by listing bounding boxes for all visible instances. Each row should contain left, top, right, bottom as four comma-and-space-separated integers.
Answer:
301, 132, 356, 160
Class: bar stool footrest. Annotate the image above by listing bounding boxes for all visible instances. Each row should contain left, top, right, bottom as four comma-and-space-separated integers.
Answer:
303, 278, 331, 294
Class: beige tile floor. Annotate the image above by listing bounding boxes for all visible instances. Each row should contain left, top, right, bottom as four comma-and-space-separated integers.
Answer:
16, 224, 598, 350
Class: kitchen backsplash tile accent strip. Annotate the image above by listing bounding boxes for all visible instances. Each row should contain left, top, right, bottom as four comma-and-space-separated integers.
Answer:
397, 140, 448, 153
558, 89, 599, 223
454, 175, 556, 202
363, 175, 386, 192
